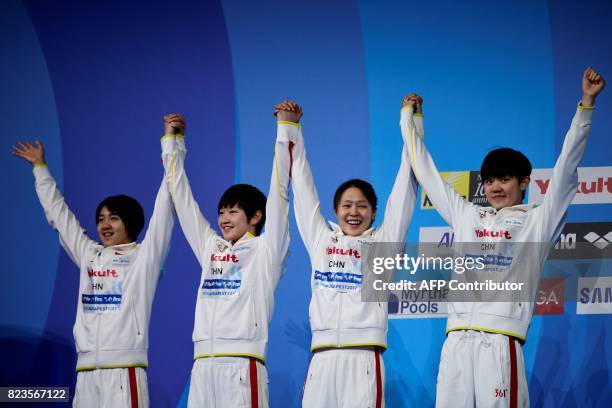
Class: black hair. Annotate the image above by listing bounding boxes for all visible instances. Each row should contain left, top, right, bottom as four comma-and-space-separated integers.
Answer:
95, 195, 145, 242
333, 178, 378, 213
480, 147, 532, 199
218, 184, 267, 235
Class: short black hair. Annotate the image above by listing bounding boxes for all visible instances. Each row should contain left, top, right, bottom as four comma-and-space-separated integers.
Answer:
480, 147, 532, 199
218, 184, 267, 235
95, 195, 145, 242
333, 178, 378, 212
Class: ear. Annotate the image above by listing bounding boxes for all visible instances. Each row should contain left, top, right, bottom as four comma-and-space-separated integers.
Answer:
519, 176, 530, 191
249, 210, 263, 227
371, 210, 377, 222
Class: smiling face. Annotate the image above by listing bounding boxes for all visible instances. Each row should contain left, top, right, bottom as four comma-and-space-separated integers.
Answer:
334, 187, 376, 236
97, 206, 131, 247
484, 175, 530, 210
218, 204, 260, 243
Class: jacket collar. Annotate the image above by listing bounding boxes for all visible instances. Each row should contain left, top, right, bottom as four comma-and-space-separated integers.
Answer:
483, 203, 537, 217
328, 221, 376, 237
232, 231, 255, 247
99, 241, 137, 253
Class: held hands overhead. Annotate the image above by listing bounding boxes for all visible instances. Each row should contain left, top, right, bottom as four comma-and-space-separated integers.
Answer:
164, 113, 186, 136
274, 100, 303, 123
11, 67, 605, 168
401, 93, 424, 114
398, 67, 605, 113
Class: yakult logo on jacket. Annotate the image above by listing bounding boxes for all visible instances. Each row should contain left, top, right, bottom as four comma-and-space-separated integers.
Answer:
87, 268, 119, 278
210, 254, 239, 263
474, 229, 512, 240
326, 246, 361, 259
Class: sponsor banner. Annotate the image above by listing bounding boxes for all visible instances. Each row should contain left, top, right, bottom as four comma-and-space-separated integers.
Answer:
388, 277, 568, 318
577, 277, 612, 315
468, 171, 489, 206
418, 226, 455, 258
529, 166, 612, 205
421, 170, 492, 210
534, 277, 565, 315
551, 222, 612, 259
388, 290, 449, 319
421, 171, 471, 209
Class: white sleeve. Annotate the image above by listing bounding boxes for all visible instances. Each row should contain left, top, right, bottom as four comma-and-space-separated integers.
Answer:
537, 105, 593, 241
161, 135, 216, 267
401, 106, 473, 228
291, 125, 329, 257
33, 165, 96, 266
137, 155, 176, 279
377, 116, 420, 242
261, 122, 294, 284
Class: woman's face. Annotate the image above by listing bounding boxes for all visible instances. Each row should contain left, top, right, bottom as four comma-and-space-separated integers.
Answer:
334, 186, 376, 237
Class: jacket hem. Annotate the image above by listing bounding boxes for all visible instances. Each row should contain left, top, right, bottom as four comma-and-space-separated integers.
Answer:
446, 315, 528, 341
193, 339, 267, 362
311, 328, 387, 351
76, 349, 148, 371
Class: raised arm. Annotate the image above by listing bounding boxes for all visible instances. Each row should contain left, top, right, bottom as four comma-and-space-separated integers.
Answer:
13, 140, 96, 265
538, 67, 605, 240
137, 121, 177, 279
161, 114, 217, 267
378, 95, 421, 242
400, 95, 473, 227
258, 100, 299, 284
276, 102, 329, 257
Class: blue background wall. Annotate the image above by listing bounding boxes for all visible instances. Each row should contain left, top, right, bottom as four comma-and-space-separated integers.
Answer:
1, 0, 611, 406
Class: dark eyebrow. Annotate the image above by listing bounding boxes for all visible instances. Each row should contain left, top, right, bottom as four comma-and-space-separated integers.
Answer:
341, 200, 369, 204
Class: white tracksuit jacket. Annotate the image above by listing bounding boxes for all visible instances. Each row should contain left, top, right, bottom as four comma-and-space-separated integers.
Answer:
160, 123, 293, 362
33, 139, 175, 370
292, 111, 419, 351
401, 104, 594, 340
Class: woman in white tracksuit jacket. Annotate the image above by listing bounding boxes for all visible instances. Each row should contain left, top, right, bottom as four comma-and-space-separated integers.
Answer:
276, 99, 420, 408
401, 67, 605, 408
160, 110, 293, 407
13, 133, 176, 407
